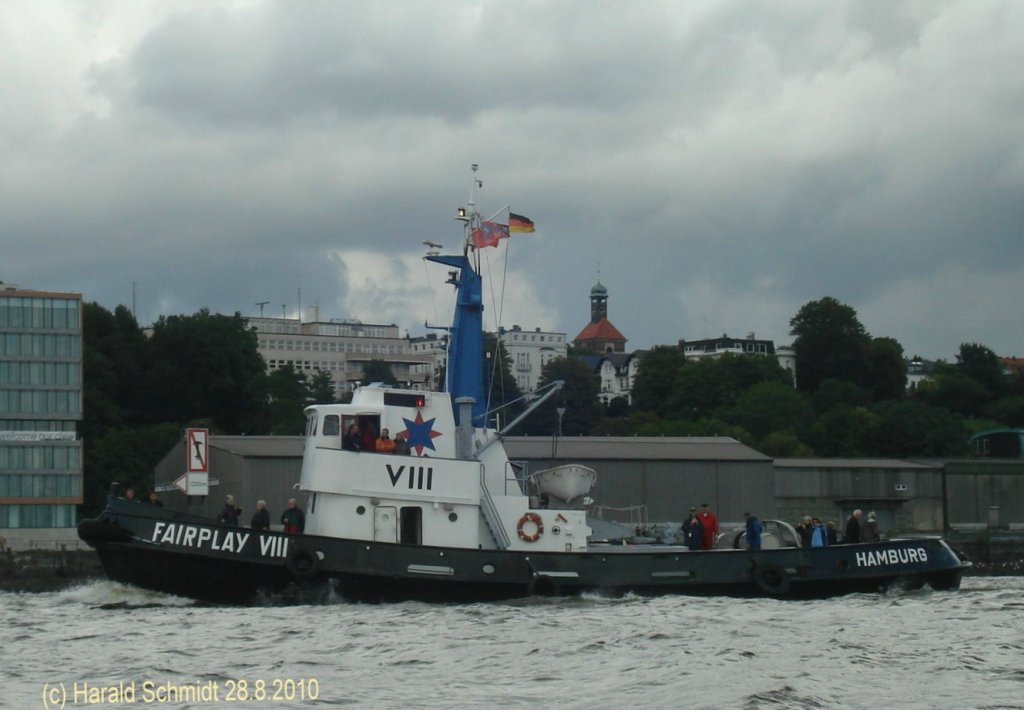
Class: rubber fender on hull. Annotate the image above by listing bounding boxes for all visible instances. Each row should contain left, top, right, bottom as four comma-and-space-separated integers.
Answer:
752, 564, 792, 595
285, 547, 321, 578
77, 518, 132, 545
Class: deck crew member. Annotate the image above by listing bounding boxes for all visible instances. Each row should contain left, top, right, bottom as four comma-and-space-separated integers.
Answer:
844, 509, 863, 543
376, 428, 395, 453
250, 500, 271, 530
281, 498, 305, 534
744, 513, 762, 550
697, 503, 719, 550
684, 508, 703, 550
218, 495, 241, 527
344, 423, 362, 451
862, 512, 880, 542
393, 431, 411, 455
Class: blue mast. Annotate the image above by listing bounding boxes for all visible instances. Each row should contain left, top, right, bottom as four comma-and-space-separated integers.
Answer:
425, 164, 487, 427
425, 253, 484, 427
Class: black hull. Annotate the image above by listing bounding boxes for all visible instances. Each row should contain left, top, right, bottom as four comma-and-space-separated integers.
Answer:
79, 502, 969, 605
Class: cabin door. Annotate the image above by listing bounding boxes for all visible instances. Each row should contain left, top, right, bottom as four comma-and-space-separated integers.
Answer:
374, 506, 398, 543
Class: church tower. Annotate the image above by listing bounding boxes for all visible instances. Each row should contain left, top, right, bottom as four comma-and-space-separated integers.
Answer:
590, 281, 608, 323
574, 277, 627, 353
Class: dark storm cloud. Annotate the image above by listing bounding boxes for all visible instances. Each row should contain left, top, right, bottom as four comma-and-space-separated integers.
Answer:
4, 1, 1024, 361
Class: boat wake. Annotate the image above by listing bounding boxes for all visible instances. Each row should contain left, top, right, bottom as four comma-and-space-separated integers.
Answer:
54, 580, 197, 608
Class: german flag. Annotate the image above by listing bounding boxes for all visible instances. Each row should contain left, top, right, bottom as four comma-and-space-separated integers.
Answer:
509, 213, 535, 233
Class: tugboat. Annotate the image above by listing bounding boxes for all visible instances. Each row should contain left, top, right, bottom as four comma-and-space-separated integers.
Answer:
79, 169, 970, 604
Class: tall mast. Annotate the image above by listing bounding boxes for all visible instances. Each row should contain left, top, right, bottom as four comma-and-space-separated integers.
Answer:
425, 164, 486, 427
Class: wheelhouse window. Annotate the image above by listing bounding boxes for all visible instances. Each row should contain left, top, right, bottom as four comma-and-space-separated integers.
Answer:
322, 415, 340, 436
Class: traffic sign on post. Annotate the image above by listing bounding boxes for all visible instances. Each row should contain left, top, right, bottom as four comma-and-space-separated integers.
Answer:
186, 428, 209, 473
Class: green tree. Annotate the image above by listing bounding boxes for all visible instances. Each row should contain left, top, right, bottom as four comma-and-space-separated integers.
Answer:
758, 429, 815, 457
82, 423, 180, 516
808, 406, 882, 456
863, 336, 907, 402
527, 357, 602, 436
308, 370, 337, 404
871, 400, 968, 457
605, 396, 630, 418
361, 359, 398, 386
141, 309, 267, 433
82, 302, 146, 435
789, 297, 871, 393
983, 396, 1024, 428
915, 365, 991, 417
956, 342, 1006, 398
264, 365, 309, 435
672, 354, 792, 417
629, 345, 685, 417
811, 378, 872, 415
721, 380, 815, 441
483, 337, 523, 425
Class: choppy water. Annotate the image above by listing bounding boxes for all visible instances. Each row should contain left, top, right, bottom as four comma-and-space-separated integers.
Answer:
3, 577, 1023, 709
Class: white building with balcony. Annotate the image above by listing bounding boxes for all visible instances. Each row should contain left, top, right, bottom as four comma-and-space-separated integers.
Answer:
249, 310, 433, 399
500, 325, 567, 395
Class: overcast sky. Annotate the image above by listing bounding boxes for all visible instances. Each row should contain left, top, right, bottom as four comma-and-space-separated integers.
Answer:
4, 1, 1023, 361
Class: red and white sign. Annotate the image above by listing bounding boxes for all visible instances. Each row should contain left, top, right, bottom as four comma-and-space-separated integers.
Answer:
186, 428, 209, 473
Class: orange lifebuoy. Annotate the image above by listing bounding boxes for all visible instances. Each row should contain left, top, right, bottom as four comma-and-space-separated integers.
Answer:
517, 512, 544, 542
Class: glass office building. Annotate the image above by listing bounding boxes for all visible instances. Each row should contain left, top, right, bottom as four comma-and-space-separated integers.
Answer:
0, 285, 83, 546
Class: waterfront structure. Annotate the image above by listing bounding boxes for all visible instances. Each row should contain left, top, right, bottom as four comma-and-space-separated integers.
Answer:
907, 357, 932, 391
408, 333, 447, 393
571, 278, 644, 403
578, 351, 645, 406
0, 284, 83, 548
999, 356, 1024, 379
499, 325, 567, 394
149, 434, 1024, 534
573, 280, 627, 354
679, 333, 797, 385
248, 310, 433, 399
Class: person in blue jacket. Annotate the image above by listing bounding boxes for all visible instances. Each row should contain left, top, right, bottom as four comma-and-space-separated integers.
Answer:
218, 495, 241, 527
744, 512, 763, 550
810, 517, 829, 547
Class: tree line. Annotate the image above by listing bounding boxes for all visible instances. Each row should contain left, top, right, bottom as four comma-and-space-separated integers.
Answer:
82, 304, 335, 514
518, 297, 1024, 459
80, 297, 1023, 515
80, 303, 524, 515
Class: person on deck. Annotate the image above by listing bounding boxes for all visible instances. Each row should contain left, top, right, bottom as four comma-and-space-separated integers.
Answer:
250, 500, 271, 531
863, 512, 880, 542
147, 492, 163, 507
810, 517, 828, 547
795, 516, 812, 547
218, 495, 241, 527
376, 428, 395, 453
684, 508, 703, 551
825, 520, 839, 546
393, 431, 411, 456
744, 513, 763, 550
281, 498, 305, 534
360, 419, 378, 452
344, 423, 362, 451
697, 503, 719, 550
844, 509, 863, 544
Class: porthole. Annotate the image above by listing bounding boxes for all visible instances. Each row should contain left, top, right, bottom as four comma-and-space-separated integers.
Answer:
448, 512, 458, 522
482, 564, 495, 575
356, 505, 366, 515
